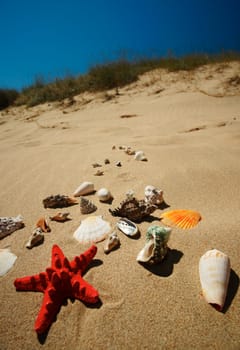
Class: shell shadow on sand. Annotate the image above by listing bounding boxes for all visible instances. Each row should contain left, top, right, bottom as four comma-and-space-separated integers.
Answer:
221, 269, 239, 313
138, 248, 183, 277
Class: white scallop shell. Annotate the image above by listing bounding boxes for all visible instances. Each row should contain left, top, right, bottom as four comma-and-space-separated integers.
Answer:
80, 197, 97, 214
73, 215, 111, 243
144, 185, 164, 205
73, 181, 95, 197
26, 227, 44, 249
97, 188, 113, 202
134, 150, 147, 161
0, 248, 17, 276
104, 232, 120, 254
199, 249, 231, 311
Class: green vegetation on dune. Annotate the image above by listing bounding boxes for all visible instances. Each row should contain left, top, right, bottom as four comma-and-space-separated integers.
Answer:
1, 51, 240, 110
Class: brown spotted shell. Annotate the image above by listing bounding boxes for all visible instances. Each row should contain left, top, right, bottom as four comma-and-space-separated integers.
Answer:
42, 194, 78, 209
109, 197, 157, 223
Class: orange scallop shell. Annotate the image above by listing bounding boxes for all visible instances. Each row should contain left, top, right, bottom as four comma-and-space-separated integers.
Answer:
160, 209, 201, 229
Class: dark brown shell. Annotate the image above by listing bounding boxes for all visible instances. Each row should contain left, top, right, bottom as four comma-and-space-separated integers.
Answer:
109, 197, 157, 223
42, 195, 78, 209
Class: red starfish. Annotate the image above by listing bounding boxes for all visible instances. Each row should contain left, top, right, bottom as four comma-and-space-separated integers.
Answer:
14, 244, 99, 334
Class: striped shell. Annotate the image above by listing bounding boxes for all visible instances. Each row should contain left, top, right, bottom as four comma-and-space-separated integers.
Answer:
160, 209, 201, 229
109, 197, 157, 223
80, 197, 97, 214
73, 215, 111, 244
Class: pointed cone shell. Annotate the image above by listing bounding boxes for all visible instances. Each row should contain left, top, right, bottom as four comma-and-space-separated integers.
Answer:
160, 209, 201, 229
199, 249, 230, 311
73, 181, 95, 197
73, 215, 111, 243
0, 248, 17, 276
80, 197, 97, 214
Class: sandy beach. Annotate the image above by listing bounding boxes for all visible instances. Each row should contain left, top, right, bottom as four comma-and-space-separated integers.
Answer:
0, 61, 240, 350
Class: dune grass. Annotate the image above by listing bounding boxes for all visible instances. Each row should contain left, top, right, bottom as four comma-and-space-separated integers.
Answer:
1, 51, 240, 110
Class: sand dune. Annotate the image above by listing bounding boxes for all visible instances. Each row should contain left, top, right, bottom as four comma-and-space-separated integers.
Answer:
0, 61, 240, 350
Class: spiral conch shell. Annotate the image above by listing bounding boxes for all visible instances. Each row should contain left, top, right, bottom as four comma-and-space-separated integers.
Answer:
199, 249, 231, 311
80, 197, 97, 214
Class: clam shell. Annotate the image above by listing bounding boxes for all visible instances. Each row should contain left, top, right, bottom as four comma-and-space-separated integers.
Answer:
80, 197, 97, 214
73, 215, 111, 244
160, 209, 201, 229
26, 228, 44, 249
0, 215, 24, 239
137, 225, 172, 264
73, 181, 95, 197
104, 232, 120, 254
0, 248, 17, 276
116, 218, 138, 237
97, 188, 113, 202
134, 150, 147, 161
199, 249, 230, 311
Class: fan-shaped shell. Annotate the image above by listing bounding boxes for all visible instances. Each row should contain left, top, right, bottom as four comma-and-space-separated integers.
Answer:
80, 197, 97, 214
73, 181, 95, 197
0, 248, 17, 276
160, 209, 201, 229
199, 249, 230, 311
109, 197, 157, 223
73, 215, 111, 244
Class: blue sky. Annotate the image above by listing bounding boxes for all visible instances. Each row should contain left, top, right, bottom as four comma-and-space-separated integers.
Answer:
1, 0, 240, 90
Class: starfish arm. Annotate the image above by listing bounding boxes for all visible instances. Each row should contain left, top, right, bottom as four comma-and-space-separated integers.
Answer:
34, 286, 63, 334
70, 245, 97, 274
14, 272, 48, 292
71, 275, 99, 304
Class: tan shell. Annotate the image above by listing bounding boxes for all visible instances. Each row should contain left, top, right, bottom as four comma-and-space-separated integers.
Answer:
109, 197, 157, 223
104, 232, 120, 254
80, 197, 97, 214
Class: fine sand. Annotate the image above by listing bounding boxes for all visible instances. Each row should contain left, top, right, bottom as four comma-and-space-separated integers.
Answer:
0, 61, 240, 350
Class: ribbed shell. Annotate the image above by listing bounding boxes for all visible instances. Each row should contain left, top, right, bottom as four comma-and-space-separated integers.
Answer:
80, 197, 97, 214
109, 197, 156, 223
73, 215, 111, 244
160, 209, 201, 229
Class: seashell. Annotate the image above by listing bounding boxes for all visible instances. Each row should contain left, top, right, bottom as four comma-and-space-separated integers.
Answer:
49, 212, 70, 222
134, 150, 147, 161
92, 163, 102, 168
104, 232, 120, 254
26, 227, 44, 249
126, 189, 135, 200
160, 209, 201, 229
36, 217, 51, 232
80, 197, 97, 214
43, 195, 78, 209
125, 147, 135, 155
116, 218, 138, 237
0, 248, 17, 276
73, 215, 111, 244
73, 181, 95, 197
199, 249, 231, 311
109, 197, 157, 223
137, 225, 172, 264
94, 170, 104, 176
104, 159, 110, 164
97, 188, 113, 202
144, 185, 164, 206
115, 161, 122, 167
0, 215, 24, 239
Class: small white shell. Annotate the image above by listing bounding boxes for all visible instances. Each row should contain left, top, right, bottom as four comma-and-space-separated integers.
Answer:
144, 185, 164, 205
136, 239, 155, 262
199, 249, 231, 311
73, 215, 111, 244
0, 248, 17, 276
116, 218, 138, 237
26, 228, 44, 249
73, 181, 95, 197
134, 150, 147, 161
104, 232, 120, 254
97, 188, 113, 202
80, 197, 97, 214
